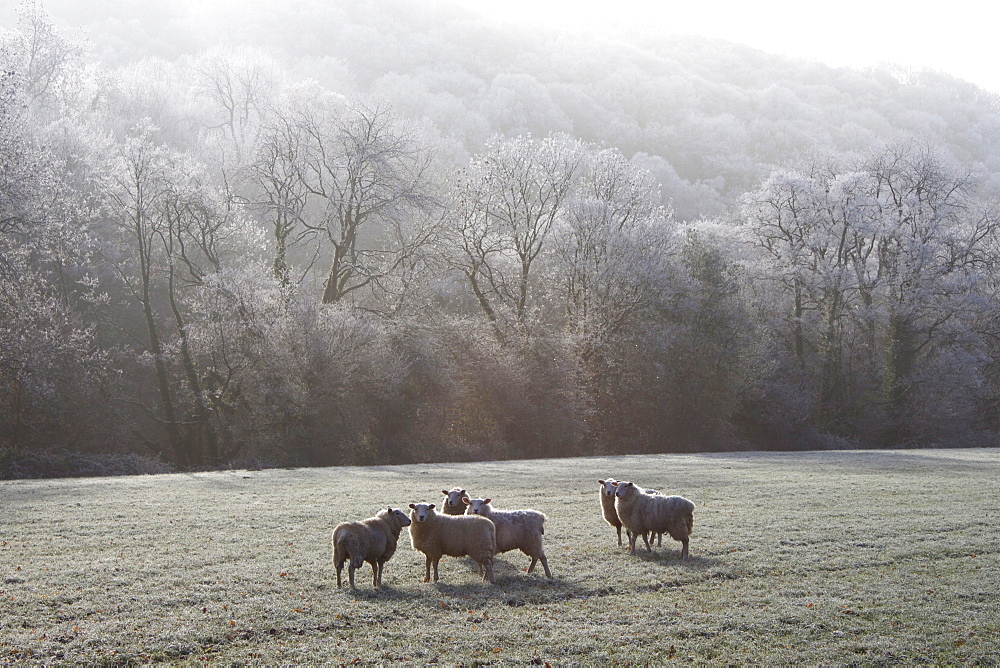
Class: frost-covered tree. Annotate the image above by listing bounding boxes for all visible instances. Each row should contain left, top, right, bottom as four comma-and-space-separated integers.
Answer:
254, 94, 438, 307
444, 132, 584, 341
740, 141, 1000, 444
189, 45, 282, 164
0, 26, 111, 458
553, 146, 674, 360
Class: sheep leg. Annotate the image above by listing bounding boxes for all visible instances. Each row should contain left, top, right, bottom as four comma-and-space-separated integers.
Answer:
680, 538, 689, 560
334, 544, 347, 587
348, 563, 357, 589
535, 554, 552, 579
371, 561, 380, 588
657, 532, 663, 547
482, 557, 495, 584
641, 531, 652, 552
627, 531, 638, 555
432, 558, 440, 582
616, 526, 622, 546
423, 555, 433, 583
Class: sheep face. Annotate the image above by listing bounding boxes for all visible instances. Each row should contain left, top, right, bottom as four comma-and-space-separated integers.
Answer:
385, 507, 411, 527
464, 498, 492, 516
408, 503, 436, 522
598, 479, 618, 497
614, 481, 636, 498
441, 488, 468, 512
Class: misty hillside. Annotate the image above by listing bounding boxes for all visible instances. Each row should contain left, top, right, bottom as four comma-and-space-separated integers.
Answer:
5, 0, 1000, 476
12, 0, 1000, 221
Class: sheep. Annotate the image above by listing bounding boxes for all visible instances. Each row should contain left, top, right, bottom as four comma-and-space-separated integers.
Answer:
440, 488, 470, 515
408, 503, 496, 584
598, 479, 625, 546
464, 497, 552, 579
643, 486, 666, 548
613, 480, 695, 558
331, 506, 412, 589
599, 478, 663, 547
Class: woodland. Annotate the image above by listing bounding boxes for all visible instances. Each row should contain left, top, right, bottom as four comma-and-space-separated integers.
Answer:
4, 0, 1000, 477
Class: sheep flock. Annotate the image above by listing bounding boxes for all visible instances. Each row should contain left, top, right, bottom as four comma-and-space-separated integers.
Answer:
330, 475, 695, 589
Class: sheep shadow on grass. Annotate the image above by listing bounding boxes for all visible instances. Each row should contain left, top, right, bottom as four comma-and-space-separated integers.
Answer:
628, 549, 719, 570
337, 583, 425, 601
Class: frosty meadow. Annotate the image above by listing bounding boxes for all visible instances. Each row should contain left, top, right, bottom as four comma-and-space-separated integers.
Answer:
3, 449, 998, 664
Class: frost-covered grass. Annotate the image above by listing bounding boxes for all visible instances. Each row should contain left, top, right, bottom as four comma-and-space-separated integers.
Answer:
2, 449, 999, 664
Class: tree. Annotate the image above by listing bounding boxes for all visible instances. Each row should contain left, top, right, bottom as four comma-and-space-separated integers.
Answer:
253, 95, 438, 307
444, 133, 584, 341
190, 45, 281, 164
740, 141, 1000, 444
100, 121, 188, 463
0, 42, 111, 457
300, 98, 438, 306
553, 146, 673, 360
0, 1, 85, 118
251, 107, 312, 287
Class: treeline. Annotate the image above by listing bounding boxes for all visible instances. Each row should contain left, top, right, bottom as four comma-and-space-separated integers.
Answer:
2, 6, 1000, 477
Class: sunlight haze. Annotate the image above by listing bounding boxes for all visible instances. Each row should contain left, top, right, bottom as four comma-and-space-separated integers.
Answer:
446, 0, 1000, 94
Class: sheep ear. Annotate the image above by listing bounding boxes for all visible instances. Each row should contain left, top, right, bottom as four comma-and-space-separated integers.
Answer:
598, 479, 605, 484
442, 490, 448, 495
429, 503, 436, 509
610, 481, 618, 487
388, 506, 393, 512
484, 498, 492, 504
408, 503, 416, 509
460, 489, 466, 494
461, 496, 470, 504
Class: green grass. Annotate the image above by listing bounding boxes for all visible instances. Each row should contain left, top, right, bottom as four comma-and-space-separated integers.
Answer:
2, 449, 999, 665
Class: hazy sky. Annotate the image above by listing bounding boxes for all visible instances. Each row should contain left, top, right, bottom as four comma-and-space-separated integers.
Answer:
447, 0, 1000, 94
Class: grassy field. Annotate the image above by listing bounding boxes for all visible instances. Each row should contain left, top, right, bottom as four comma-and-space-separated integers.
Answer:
2, 449, 999, 665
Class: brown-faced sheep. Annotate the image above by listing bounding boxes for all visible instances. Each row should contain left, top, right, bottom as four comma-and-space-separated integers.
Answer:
464, 497, 552, 579
331, 507, 412, 589
408, 503, 496, 584
613, 481, 694, 558
440, 488, 470, 515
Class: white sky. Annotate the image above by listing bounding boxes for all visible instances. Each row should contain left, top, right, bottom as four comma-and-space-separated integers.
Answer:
445, 0, 1000, 94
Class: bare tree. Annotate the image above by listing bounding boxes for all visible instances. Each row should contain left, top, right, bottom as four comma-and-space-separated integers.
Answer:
298, 99, 437, 306
444, 133, 584, 340
191, 45, 281, 163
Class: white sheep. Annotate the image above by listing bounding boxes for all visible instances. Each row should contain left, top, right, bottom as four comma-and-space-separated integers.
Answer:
598, 478, 624, 546
599, 478, 663, 547
331, 506, 412, 589
613, 481, 695, 558
440, 487, 470, 515
408, 502, 496, 584
464, 497, 552, 579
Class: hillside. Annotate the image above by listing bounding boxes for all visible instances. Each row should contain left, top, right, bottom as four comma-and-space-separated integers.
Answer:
6, 0, 1000, 472
10, 0, 1000, 220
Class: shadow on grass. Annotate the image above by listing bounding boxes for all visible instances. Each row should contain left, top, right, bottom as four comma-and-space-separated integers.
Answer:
343, 583, 426, 601
628, 548, 721, 570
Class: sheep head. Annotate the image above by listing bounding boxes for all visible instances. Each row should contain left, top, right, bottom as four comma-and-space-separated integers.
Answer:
408, 503, 436, 522
614, 481, 635, 498
441, 488, 467, 510
599, 479, 618, 496
385, 506, 411, 527
465, 498, 492, 515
